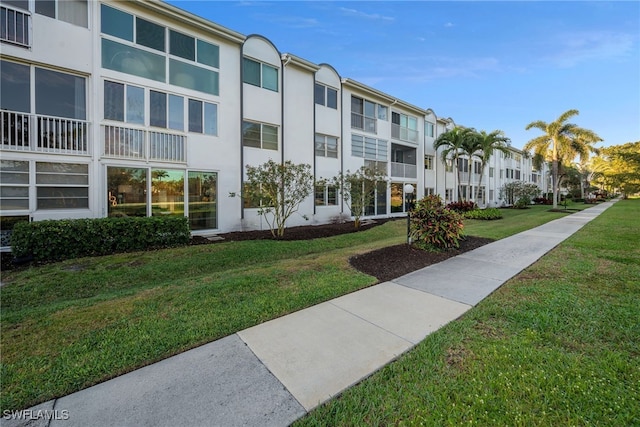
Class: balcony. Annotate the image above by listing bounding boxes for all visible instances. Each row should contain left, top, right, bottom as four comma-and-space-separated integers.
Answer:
391, 124, 419, 144
1, 4, 30, 47
1, 111, 89, 155
103, 124, 186, 163
351, 112, 377, 133
391, 162, 417, 179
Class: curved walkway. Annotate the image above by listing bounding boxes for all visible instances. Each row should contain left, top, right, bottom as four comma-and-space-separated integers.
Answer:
3, 201, 616, 427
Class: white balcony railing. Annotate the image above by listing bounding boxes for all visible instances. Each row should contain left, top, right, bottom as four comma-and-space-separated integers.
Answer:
103, 124, 186, 163
1, 111, 89, 155
391, 162, 417, 178
391, 124, 419, 144
1, 4, 30, 47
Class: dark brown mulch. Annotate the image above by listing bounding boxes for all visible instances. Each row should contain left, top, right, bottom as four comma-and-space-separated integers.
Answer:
349, 236, 495, 283
190, 218, 394, 244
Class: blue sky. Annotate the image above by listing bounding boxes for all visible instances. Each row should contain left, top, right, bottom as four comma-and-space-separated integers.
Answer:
167, 1, 640, 150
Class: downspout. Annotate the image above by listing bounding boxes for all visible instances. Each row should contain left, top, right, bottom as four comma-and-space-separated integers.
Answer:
340, 79, 344, 214
281, 54, 290, 223
312, 71, 317, 216
240, 43, 245, 220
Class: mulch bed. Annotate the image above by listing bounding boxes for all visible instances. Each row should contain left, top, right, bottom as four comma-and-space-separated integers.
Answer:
349, 236, 494, 282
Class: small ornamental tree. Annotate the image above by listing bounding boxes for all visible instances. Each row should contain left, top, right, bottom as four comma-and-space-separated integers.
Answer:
409, 194, 464, 251
244, 160, 313, 237
499, 181, 541, 208
328, 166, 387, 228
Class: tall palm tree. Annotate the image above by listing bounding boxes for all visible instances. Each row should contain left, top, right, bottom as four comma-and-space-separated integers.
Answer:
472, 130, 511, 203
524, 109, 601, 209
434, 127, 476, 200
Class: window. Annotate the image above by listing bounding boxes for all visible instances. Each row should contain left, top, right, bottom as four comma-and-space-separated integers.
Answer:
243, 58, 278, 91
101, 5, 219, 94
188, 100, 217, 135
457, 158, 469, 173
1, 60, 30, 113
445, 161, 454, 173
315, 185, 337, 206
350, 96, 377, 133
1, 2, 30, 46
104, 81, 145, 124
500, 169, 504, 179
36, 68, 86, 120
315, 134, 338, 158
489, 189, 494, 201
314, 83, 338, 109
489, 167, 494, 178
242, 121, 278, 150
515, 170, 521, 180
0, 160, 29, 210
425, 122, 435, 138
377, 105, 388, 121
425, 187, 435, 196
351, 134, 387, 161
151, 169, 184, 217
424, 155, 434, 170
188, 171, 217, 230
392, 112, 419, 143
445, 188, 453, 201
36, 162, 89, 209
36, 0, 88, 27
473, 161, 482, 175
0, 161, 88, 211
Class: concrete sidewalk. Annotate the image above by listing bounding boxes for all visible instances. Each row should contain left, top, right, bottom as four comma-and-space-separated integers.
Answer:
2, 201, 616, 427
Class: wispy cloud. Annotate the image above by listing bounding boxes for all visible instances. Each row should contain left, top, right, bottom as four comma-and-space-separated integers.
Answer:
249, 13, 320, 29
338, 7, 395, 22
444, 22, 454, 28
547, 31, 635, 67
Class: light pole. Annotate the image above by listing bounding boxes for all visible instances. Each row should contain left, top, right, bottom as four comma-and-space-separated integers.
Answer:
404, 183, 415, 245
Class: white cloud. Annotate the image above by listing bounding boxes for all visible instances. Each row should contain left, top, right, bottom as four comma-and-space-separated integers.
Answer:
547, 31, 635, 67
338, 7, 395, 22
444, 22, 454, 28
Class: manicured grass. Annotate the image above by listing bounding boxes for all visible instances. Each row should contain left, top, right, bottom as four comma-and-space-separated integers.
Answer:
0, 202, 595, 411
296, 199, 639, 426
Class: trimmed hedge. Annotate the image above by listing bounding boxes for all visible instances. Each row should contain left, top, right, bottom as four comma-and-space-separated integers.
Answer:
446, 200, 477, 213
463, 208, 503, 220
10, 216, 190, 262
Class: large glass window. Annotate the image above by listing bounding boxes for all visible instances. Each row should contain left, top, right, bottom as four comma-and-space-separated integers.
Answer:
151, 169, 184, 217
36, 162, 88, 210
102, 39, 166, 82
168, 94, 184, 131
35, 68, 86, 120
188, 171, 217, 230
0, 60, 30, 113
107, 167, 147, 217
197, 39, 219, 68
169, 59, 219, 95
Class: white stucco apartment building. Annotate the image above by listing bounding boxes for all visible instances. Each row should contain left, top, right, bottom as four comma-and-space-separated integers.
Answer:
0, 0, 549, 246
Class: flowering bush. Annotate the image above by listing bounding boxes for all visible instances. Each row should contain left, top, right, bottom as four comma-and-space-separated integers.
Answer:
410, 195, 464, 251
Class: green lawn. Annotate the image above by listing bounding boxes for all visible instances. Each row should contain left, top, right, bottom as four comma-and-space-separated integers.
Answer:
297, 199, 640, 426
0, 201, 602, 412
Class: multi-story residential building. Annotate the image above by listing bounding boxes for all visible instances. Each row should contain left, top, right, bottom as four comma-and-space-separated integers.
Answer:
0, 0, 548, 248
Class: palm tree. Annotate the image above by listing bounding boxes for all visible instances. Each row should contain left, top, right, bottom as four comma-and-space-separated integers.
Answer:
434, 127, 476, 200
472, 130, 511, 204
524, 109, 601, 209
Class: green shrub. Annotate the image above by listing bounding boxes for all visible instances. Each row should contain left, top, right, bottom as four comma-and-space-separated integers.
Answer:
410, 195, 464, 251
463, 208, 503, 220
10, 216, 190, 262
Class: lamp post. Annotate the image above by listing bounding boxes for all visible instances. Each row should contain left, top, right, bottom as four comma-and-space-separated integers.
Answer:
404, 183, 415, 245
